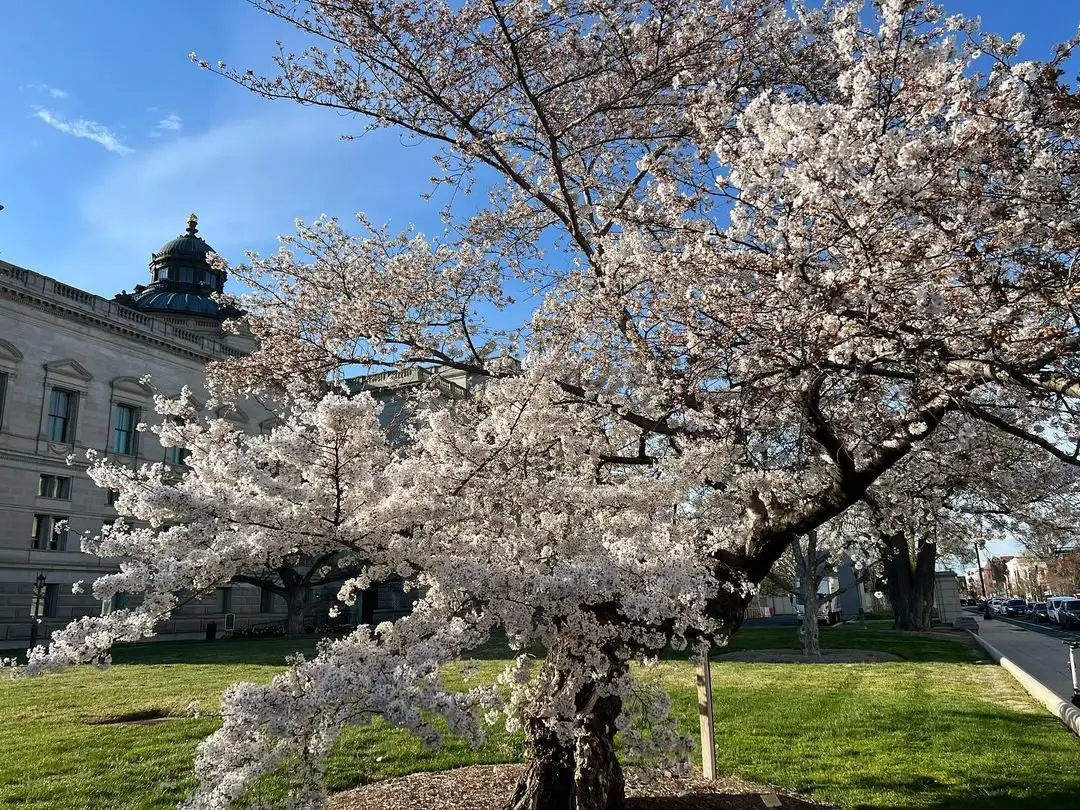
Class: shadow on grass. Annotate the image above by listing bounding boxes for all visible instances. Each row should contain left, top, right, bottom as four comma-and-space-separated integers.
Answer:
104, 625, 977, 667
108, 631, 535, 667
109, 636, 322, 666
847, 775, 1080, 810
663, 626, 979, 664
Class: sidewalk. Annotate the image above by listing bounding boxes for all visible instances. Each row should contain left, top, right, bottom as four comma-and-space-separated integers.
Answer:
973, 615, 1080, 738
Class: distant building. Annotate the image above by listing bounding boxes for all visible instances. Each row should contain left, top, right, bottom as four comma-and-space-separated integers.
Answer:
0, 215, 288, 647
1004, 555, 1049, 600
962, 567, 985, 598
834, 554, 887, 616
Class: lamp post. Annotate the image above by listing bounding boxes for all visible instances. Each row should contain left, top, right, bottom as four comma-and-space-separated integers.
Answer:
973, 541, 988, 599
28, 571, 46, 652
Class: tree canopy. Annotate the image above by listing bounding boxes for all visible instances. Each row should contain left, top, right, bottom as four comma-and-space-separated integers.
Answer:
16, 2, 1080, 809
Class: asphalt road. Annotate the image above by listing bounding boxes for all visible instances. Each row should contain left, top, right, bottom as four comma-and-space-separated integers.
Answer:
980, 609, 1079, 639
968, 608, 1080, 703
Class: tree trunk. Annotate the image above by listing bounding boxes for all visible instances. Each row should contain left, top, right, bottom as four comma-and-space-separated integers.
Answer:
796, 531, 822, 657
884, 531, 936, 631
799, 575, 822, 658
504, 692, 624, 810
503, 576, 752, 809
505, 651, 625, 810
285, 586, 306, 636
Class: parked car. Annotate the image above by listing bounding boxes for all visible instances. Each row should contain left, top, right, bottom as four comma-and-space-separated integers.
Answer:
1002, 598, 1027, 617
1056, 599, 1080, 629
1026, 602, 1049, 622
1047, 596, 1073, 624
987, 597, 1005, 614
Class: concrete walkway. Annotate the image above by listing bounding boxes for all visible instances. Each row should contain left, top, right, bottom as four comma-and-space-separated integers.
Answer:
974, 615, 1078, 702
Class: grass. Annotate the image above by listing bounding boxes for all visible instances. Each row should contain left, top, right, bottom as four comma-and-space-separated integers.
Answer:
1, 625, 1077, 809
719, 626, 979, 663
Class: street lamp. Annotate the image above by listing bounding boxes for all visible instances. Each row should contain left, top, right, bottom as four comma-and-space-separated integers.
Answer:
973, 541, 988, 599
28, 571, 47, 652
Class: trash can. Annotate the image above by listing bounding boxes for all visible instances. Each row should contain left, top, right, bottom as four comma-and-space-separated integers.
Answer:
205, 622, 217, 641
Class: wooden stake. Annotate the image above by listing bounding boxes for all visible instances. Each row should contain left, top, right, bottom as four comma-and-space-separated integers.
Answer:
696, 654, 716, 780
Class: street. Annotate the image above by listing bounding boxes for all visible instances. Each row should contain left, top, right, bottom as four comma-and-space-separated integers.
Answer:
970, 610, 1080, 703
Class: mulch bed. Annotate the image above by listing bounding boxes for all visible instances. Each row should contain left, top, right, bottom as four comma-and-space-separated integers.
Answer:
329, 764, 835, 809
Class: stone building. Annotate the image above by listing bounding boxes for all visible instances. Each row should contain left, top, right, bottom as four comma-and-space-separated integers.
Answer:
0, 215, 291, 647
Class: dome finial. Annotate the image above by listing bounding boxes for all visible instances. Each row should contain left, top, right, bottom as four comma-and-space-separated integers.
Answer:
186, 212, 198, 236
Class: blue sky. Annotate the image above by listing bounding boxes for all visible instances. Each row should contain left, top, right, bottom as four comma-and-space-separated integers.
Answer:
0, 0, 445, 295
0, 1, 1075, 563
1, 1, 1074, 295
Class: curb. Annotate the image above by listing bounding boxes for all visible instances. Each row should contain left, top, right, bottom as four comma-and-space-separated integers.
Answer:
967, 630, 1080, 737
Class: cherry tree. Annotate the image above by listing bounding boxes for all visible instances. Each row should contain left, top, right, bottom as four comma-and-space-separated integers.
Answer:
229, 553, 363, 636
21, 389, 397, 669
866, 419, 1080, 629
17, 2, 1080, 809
767, 520, 878, 657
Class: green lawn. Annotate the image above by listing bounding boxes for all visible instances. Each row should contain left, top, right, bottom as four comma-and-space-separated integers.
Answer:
1, 626, 1077, 809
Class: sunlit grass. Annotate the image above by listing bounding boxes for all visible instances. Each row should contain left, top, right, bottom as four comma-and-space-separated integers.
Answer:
1, 627, 1076, 809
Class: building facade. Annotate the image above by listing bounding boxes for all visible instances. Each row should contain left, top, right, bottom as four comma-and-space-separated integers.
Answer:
1004, 555, 1050, 600
0, 216, 293, 647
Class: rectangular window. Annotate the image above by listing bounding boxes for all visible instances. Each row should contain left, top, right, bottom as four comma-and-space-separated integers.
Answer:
46, 388, 76, 443
106, 488, 119, 506
31, 514, 68, 551
112, 404, 139, 455
260, 588, 277, 613
165, 446, 189, 466
221, 587, 233, 613
38, 474, 72, 499
43, 584, 59, 618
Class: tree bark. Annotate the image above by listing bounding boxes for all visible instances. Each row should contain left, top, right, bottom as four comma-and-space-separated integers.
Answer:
795, 530, 821, 657
285, 586, 306, 636
799, 576, 822, 658
504, 573, 753, 809
883, 531, 936, 631
504, 650, 626, 810
790, 530, 830, 657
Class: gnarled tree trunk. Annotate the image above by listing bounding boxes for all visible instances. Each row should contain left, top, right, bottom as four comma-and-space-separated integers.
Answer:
505, 690, 624, 810
883, 530, 936, 631
504, 571, 756, 809
505, 647, 626, 810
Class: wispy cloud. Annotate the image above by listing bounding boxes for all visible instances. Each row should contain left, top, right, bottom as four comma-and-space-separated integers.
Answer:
56, 107, 438, 296
27, 83, 68, 99
150, 113, 183, 137
33, 109, 133, 156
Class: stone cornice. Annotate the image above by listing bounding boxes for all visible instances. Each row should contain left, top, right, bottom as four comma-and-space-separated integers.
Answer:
0, 259, 246, 363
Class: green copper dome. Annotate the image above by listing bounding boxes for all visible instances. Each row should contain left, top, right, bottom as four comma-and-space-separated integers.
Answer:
114, 214, 240, 321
